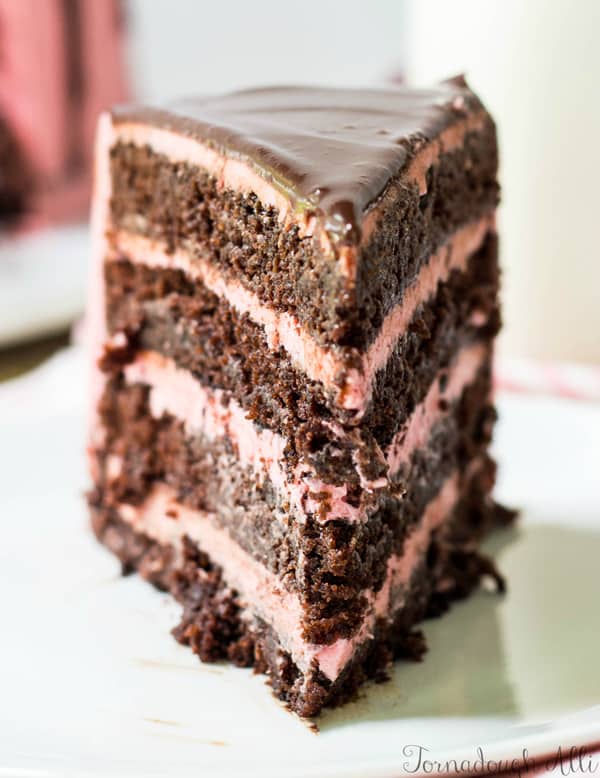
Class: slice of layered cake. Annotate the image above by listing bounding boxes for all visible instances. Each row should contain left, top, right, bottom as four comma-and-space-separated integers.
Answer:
88, 81, 510, 717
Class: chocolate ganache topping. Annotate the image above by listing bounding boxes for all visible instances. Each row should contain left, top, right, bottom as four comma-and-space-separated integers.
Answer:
112, 80, 482, 245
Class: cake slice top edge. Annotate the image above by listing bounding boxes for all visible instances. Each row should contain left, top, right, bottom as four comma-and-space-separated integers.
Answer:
109, 79, 490, 248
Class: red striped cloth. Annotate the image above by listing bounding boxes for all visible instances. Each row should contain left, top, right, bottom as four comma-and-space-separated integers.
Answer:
495, 357, 600, 402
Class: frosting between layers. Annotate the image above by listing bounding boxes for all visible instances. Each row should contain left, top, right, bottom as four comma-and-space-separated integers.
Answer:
122, 343, 487, 523
123, 352, 359, 523
113, 121, 302, 235
117, 472, 460, 682
109, 215, 493, 413
353, 218, 493, 410
386, 342, 488, 473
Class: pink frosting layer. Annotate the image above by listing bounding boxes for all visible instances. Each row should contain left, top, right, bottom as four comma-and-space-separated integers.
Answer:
112, 232, 346, 403
118, 471, 460, 682
360, 110, 488, 242
372, 473, 458, 619
110, 215, 492, 413
113, 122, 306, 237
118, 485, 314, 673
124, 351, 360, 523
121, 343, 487, 523
386, 341, 488, 473
313, 471, 462, 678
351, 217, 493, 411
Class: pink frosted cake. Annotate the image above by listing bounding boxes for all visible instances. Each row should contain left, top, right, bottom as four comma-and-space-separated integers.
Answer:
88, 80, 512, 716
0, 0, 127, 230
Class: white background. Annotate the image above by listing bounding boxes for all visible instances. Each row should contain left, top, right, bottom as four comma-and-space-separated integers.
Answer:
126, 0, 600, 364
126, 0, 407, 99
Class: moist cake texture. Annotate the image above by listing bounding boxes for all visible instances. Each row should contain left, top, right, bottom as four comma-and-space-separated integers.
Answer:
88, 80, 511, 717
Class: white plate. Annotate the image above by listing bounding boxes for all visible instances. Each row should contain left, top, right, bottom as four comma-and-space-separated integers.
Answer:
0, 348, 599, 778
0, 225, 89, 347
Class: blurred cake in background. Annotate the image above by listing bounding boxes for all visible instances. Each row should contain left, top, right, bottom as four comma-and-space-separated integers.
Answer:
0, 0, 128, 231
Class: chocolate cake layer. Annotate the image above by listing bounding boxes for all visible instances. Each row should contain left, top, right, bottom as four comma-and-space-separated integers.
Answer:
109, 115, 497, 348
91, 355, 495, 645
90, 464, 506, 717
103, 230, 499, 446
